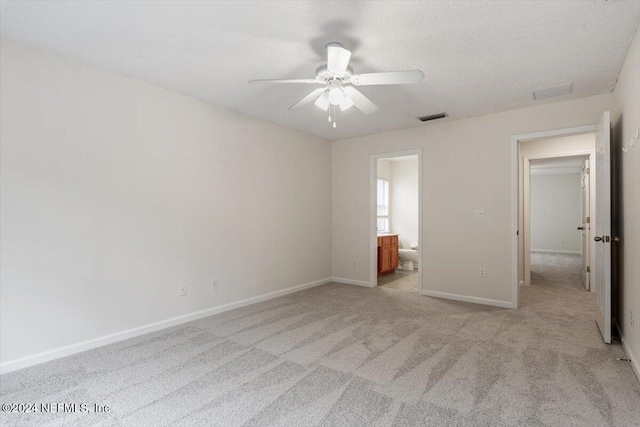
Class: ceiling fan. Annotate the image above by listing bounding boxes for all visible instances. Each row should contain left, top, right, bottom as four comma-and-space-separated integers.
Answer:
250, 43, 424, 126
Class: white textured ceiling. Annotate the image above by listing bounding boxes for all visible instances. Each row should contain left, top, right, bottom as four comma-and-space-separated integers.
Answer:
1, 1, 639, 141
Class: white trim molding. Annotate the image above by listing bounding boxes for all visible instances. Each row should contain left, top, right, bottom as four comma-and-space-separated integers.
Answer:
0, 277, 332, 374
331, 277, 373, 287
621, 335, 640, 383
531, 249, 581, 255
421, 290, 515, 309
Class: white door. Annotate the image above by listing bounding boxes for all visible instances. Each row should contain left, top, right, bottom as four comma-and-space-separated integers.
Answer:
580, 159, 590, 291
595, 111, 612, 344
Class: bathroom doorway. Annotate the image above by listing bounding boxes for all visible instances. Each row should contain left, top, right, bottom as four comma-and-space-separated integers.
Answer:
370, 149, 423, 292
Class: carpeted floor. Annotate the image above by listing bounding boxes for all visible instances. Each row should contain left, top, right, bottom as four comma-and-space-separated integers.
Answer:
2, 254, 639, 426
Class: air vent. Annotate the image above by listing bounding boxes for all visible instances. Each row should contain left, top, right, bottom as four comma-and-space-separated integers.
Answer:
532, 83, 572, 100
418, 113, 447, 122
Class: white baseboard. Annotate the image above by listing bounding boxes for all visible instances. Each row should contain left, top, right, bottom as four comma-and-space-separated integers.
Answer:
621, 334, 640, 384
0, 277, 332, 375
331, 277, 373, 288
421, 289, 514, 309
531, 249, 581, 255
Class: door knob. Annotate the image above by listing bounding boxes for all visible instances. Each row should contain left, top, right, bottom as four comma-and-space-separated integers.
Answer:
594, 236, 603, 242
577, 226, 585, 230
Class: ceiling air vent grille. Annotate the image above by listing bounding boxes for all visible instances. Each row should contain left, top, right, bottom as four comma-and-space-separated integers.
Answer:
532, 83, 573, 100
418, 113, 447, 122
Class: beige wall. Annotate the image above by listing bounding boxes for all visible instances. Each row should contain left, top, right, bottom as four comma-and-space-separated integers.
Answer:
0, 39, 332, 368
332, 93, 612, 307
611, 27, 640, 377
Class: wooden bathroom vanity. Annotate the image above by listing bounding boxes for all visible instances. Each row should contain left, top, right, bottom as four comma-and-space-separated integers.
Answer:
377, 234, 399, 276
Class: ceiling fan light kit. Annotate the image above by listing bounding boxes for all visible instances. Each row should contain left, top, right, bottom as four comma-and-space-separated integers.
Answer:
250, 43, 424, 128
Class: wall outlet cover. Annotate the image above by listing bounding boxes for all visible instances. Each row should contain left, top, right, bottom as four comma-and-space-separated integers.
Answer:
179, 283, 187, 296
211, 279, 218, 290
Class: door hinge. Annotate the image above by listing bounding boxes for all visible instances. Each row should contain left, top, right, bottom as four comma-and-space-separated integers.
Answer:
586, 216, 590, 224
587, 266, 590, 273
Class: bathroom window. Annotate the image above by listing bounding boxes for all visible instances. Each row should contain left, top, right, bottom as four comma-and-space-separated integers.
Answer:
377, 178, 390, 232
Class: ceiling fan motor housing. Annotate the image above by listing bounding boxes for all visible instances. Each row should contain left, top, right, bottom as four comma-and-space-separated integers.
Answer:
315, 64, 354, 83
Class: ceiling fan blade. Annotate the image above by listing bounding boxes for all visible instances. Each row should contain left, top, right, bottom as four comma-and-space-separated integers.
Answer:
350, 70, 424, 86
249, 79, 319, 84
289, 88, 326, 111
343, 86, 378, 114
327, 44, 352, 76
339, 95, 354, 111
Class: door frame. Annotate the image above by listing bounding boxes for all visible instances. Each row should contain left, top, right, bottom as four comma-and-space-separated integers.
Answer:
370, 148, 423, 292
580, 158, 592, 291
511, 125, 597, 308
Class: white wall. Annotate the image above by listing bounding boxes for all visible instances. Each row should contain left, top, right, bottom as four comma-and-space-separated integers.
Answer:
611, 26, 640, 378
530, 173, 581, 253
332, 93, 612, 307
0, 39, 332, 369
390, 159, 419, 249
377, 159, 391, 180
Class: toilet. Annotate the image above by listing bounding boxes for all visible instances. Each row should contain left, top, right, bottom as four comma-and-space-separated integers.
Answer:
398, 244, 418, 270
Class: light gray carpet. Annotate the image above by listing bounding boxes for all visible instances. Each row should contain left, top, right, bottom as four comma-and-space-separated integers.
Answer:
2, 254, 639, 426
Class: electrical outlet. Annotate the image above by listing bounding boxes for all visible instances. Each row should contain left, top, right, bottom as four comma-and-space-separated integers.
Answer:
631, 310, 635, 327
353, 260, 357, 267
480, 268, 486, 278
211, 279, 218, 290
179, 283, 187, 296
474, 210, 485, 220
561, 239, 565, 245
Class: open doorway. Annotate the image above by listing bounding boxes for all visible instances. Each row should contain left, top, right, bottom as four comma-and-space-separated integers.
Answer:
518, 132, 597, 295
370, 149, 423, 292
529, 155, 591, 293
515, 131, 600, 324
513, 113, 613, 344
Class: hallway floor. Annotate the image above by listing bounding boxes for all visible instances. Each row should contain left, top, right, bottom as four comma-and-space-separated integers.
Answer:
522, 252, 597, 319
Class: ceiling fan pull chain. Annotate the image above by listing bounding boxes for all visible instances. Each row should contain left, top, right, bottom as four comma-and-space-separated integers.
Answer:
333, 104, 337, 128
